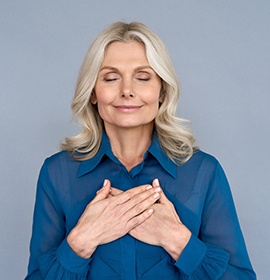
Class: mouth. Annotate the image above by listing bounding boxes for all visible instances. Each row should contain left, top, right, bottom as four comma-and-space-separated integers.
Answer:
113, 105, 143, 112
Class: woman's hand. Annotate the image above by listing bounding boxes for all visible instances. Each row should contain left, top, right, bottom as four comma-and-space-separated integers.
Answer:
67, 179, 161, 259
128, 179, 192, 261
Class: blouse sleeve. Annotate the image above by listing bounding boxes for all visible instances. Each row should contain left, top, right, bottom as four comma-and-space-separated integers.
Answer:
25, 159, 92, 279
173, 160, 256, 279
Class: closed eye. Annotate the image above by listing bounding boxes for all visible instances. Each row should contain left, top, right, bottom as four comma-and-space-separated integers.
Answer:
137, 78, 150, 81
135, 70, 151, 81
104, 78, 118, 82
103, 72, 120, 82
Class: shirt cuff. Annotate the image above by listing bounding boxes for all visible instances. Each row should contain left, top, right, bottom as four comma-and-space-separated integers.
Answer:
174, 234, 207, 275
56, 238, 92, 274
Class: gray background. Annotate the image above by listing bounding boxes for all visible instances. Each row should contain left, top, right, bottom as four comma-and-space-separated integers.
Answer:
1, 1, 269, 279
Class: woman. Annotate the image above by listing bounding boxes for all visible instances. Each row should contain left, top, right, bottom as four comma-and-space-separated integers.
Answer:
25, 22, 256, 279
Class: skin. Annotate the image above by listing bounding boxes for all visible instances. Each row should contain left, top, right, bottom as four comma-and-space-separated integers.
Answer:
67, 40, 191, 261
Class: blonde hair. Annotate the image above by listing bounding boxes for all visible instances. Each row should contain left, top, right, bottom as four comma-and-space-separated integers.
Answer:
61, 21, 196, 163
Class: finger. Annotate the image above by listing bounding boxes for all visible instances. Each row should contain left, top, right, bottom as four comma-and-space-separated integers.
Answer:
152, 178, 160, 188
115, 184, 153, 205
152, 178, 167, 204
127, 208, 154, 230
111, 184, 159, 220
152, 179, 181, 222
90, 179, 111, 205
110, 187, 123, 196
124, 188, 160, 221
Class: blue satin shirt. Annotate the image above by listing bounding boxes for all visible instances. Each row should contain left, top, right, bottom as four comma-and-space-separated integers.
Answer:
25, 133, 256, 279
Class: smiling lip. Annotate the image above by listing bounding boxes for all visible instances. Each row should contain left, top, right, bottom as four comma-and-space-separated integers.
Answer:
113, 105, 142, 112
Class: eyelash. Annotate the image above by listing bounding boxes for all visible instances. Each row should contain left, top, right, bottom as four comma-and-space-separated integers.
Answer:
103, 75, 151, 82
104, 78, 150, 82
104, 78, 118, 82
137, 78, 150, 81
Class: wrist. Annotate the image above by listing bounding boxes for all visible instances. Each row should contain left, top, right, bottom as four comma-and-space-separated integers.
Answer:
162, 223, 191, 261
67, 228, 97, 259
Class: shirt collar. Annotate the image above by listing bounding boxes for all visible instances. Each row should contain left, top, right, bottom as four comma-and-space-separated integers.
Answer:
147, 133, 177, 178
77, 131, 177, 178
77, 132, 110, 177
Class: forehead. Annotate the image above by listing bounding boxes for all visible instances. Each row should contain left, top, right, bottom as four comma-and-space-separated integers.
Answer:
102, 40, 148, 65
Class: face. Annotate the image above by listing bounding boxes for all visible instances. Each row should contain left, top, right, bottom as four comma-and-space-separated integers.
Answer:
92, 40, 163, 133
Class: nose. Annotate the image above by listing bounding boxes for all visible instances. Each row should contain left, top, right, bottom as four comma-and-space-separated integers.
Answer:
121, 78, 135, 97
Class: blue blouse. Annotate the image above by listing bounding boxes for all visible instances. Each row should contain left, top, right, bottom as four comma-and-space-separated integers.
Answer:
25, 133, 256, 279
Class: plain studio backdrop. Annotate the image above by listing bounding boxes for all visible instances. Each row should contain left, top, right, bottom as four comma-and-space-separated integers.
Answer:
1, 1, 269, 279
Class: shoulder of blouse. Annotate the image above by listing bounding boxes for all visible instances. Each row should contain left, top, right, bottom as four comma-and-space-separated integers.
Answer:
182, 149, 220, 173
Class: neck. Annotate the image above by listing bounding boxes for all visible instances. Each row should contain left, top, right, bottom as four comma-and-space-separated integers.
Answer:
105, 124, 154, 171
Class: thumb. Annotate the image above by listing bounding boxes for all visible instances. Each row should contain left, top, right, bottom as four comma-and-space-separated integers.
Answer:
90, 179, 111, 205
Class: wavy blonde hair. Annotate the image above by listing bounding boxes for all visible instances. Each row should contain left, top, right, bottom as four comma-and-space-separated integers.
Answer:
61, 21, 196, 163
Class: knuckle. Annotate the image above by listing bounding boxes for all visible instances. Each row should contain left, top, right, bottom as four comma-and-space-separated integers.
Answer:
134, 203, 144, 214
124, 191, 133, 200
133, 195, 142, 205
130, 216, 140, 228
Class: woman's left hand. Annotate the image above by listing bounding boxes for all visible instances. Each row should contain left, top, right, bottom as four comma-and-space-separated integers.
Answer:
111, 179, 191, 261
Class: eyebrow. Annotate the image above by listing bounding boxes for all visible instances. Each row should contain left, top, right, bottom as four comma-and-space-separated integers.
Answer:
99, 65, 155, 72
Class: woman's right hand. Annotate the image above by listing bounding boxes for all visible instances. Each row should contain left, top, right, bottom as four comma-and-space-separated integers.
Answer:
67, 179, 161, 259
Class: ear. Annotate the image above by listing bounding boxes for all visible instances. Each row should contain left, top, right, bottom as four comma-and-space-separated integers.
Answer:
90, 91, 97, 105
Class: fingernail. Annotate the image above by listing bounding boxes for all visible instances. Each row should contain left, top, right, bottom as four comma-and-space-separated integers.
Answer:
154, 178, 160, 186
103, 179, 108, 187
148, 208, 153, 214
146, 185, 153, 190
154, 187, 161, 193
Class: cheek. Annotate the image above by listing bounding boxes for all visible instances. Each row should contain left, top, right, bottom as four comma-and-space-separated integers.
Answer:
94, 95, 114, 121
96, 104, 108, 122
94, 88, 112, 105
148, 90, 162, 107
146, 95, 161, 118
96, 100, 109, 117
